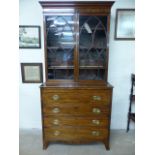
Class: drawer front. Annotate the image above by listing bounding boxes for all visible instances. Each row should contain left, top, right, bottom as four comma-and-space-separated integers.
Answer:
44, 127, 108, 141
42, 89, 111, 105
78, 90, 111, 104
42, 92, 79, 104
44, 116, 109, 127
43, 104, 110, 116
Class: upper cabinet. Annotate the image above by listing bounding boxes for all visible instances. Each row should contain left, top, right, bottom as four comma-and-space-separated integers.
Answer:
39, 1, 114, 84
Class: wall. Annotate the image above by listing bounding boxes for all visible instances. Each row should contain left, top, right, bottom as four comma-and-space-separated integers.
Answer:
19, 0, 135, 129
108, 0, 135, 129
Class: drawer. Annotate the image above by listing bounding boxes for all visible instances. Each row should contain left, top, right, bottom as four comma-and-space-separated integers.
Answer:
41, 88, 112, 95
42, 89, 111, 105
44, 116, 109, 127
78, 90, 111, 104
44, 127, 108, 141
42, 92, 79, 104
43, 104, 110, 116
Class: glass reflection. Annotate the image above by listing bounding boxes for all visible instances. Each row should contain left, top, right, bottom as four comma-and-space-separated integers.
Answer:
46, 15, 75, 79
79, 16, 107, 80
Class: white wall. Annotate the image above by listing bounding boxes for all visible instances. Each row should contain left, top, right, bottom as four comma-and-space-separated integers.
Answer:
19, 0, 135, 129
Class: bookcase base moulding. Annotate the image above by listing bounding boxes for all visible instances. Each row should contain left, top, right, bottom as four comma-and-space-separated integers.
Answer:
39, 1, 114, 150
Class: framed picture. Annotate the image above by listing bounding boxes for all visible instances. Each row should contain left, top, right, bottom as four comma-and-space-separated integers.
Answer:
19, 25, 41, 48
21, 63, 43, 83
115, 9, 135, 40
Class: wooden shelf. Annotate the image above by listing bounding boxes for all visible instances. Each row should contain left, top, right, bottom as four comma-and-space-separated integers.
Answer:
129, 113, 135, 122
47, 46, 105, 50
48, 66, 105, 70
80, 66, 105, 69
80, 28, 105, 30
79, 47, 105, 50
48, 66, 74, 69
127, 74, 135, 132
47, 46, 74, 50
130, 94, 135, 102
131, 95, 135, 102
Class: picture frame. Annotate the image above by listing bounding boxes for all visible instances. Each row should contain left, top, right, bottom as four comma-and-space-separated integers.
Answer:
19, 25, 41, 48
115, 9, 135, 40
21, 63, 43, 83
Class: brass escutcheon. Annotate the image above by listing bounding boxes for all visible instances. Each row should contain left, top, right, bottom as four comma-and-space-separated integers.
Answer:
52, 94, 60, 101
93, 95, 101, 101
92, 131, 100, 136
92, 119, 100, 125
53, 130, 60, 136
52, 107, 60, 113
52, 119, 59, 125
92, 108, 101, 114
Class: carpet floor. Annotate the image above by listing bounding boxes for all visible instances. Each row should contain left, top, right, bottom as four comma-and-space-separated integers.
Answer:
19, 129, 135, 155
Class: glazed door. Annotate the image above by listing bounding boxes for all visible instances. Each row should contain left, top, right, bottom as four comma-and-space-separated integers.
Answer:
45, 11, 75, 80
78, 15, 108, 80
45, 10, 108, 82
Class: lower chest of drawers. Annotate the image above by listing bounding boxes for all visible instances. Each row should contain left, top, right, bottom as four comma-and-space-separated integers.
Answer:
40, 87, 113, 150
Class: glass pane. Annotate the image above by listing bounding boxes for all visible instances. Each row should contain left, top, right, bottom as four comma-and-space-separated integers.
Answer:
79, 16, 107, 80
48, 69, 74, 79
46, 15, 75, 80
79, 69, 106, 80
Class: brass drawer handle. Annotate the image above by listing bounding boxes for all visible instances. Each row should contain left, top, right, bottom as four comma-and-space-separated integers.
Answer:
52, 107, 60, 113
53, 130, 60, 136
93, 95, 101, 101
92, 108, 101, 114
92, 131, 100, 136
92, 119, 100, 125
52, 119, 59, 125
52, 95, 60, 101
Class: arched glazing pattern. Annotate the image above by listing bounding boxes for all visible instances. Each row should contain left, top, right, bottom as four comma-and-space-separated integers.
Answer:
79, 16, 108, 80
46, 15, 75, 79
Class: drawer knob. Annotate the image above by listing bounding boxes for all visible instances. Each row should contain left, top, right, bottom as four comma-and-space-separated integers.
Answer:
52, 95, 60, 101
52, 107, 60, 113
52, 119, 59, 125
53, 130, 60, 136
92, 131, 100, 136
93, 95, 101, 101
92, 108, 101, 114
92, 119, 100, 125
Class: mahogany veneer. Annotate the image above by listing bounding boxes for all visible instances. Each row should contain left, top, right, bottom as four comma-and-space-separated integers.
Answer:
40, 83, 113, 150
39, 1, 114, 150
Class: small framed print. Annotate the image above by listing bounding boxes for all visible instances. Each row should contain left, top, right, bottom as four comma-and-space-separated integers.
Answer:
115, 9, 135, 40
21, 63, 43, 83
19, 25, 41, 48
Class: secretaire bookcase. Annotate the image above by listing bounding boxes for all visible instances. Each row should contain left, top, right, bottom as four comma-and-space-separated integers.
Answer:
39, 1, 114, 150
